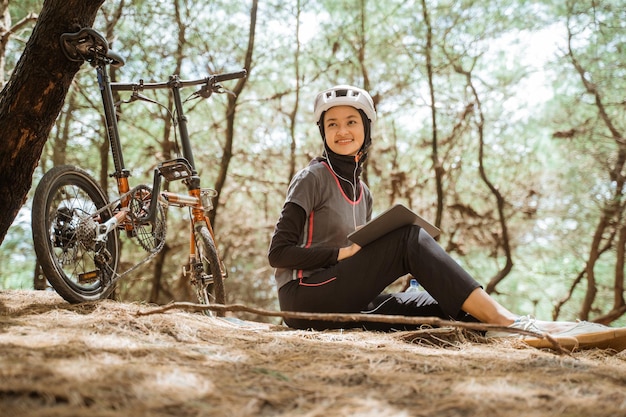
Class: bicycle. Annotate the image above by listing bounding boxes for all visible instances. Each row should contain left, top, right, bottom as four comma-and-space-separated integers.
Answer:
31, 27, 246, 313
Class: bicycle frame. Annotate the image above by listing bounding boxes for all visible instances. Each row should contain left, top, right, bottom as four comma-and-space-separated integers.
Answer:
94, 60, 245, 272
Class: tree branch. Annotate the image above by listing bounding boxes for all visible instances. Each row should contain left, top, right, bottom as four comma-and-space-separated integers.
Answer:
1, 12, 38, 45
137, 302, 571, 355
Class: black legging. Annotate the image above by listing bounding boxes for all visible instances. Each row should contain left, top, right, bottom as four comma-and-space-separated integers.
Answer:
278, 225, 481, 330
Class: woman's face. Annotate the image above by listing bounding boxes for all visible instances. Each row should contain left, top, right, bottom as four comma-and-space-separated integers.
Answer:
323, 105, 364, 156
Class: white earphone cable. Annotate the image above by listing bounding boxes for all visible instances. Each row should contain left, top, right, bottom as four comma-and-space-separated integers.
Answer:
324, 150, 359, 230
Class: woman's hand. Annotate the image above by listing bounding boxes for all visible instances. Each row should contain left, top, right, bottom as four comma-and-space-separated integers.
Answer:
337, 243, 362, 261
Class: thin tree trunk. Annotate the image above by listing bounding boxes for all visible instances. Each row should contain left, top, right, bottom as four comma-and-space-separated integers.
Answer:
149, 0, 186, 301
149, 243, 170, 303
566, 20, 626, 320
453, 66, 514, 293
52, 89, 77, 168
286, 0, 302, 183
420, 0, 444, 229
593, 224, 626, 324
210, 0, 257, 229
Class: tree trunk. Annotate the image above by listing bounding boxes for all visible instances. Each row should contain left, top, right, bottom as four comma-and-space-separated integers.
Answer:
420, 0, 444, 230
286, 0, 302, 183
0, 0, 105, 245
149, 243, 170, 304
593, 223, 626, 324
210, 0, 257, 229
566, 19, 626, 320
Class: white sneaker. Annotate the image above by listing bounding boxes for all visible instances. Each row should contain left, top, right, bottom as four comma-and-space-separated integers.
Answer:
551, 320, 608, 337
488, 317, 626, 352
485, 315, 543, 338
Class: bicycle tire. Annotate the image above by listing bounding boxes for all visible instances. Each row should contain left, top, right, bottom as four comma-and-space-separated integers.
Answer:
32, 165, 120, 303
194, 225, 226, 315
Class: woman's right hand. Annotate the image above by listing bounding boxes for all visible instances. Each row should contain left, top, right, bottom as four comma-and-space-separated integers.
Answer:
337, 243, 361, 261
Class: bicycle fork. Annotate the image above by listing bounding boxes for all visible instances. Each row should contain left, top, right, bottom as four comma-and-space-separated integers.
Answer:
151, 160, 225, 281
162, 187, 222, 278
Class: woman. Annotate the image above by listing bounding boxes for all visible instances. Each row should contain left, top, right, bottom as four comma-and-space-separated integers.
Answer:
268, 84, 611, 340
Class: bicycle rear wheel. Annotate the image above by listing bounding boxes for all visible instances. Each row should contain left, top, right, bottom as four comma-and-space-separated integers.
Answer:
32, 165, 120, 303
193, 225, 226, 316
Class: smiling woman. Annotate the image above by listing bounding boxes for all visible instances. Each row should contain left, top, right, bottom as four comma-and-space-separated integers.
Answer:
268, 84, 499, 330
266, 84, 626, 349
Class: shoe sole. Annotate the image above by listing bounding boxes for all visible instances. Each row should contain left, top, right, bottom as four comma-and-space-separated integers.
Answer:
522, 327, 626, 352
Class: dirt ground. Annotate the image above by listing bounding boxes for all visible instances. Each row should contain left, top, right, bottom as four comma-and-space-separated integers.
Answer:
1, 289, 626, 417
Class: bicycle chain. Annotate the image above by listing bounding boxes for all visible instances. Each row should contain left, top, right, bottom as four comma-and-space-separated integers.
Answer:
87, 185, 168, 284
127, 184, 167, 252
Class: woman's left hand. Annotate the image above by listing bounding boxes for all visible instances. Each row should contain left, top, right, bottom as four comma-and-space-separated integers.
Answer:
337, 243, 361, 261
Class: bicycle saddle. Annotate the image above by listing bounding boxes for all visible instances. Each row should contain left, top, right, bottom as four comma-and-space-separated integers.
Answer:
60, 28, 125, 68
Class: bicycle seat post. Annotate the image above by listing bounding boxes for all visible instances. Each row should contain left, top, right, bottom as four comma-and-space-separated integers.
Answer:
97, 64, 130, 188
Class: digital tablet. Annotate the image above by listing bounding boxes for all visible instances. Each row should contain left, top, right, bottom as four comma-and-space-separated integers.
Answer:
347, 204, 440, 246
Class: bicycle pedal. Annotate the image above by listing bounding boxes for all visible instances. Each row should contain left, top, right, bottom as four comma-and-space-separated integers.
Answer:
78, 270, 99, 284
158, 158, 193, 181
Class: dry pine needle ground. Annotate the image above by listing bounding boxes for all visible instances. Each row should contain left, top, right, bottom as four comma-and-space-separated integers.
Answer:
1, 289, 626, 417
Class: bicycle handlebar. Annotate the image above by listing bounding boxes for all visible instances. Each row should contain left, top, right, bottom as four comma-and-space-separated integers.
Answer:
110, 70, 247, 92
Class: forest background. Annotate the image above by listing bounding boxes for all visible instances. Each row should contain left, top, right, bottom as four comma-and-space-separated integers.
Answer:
1, 0, 625, 326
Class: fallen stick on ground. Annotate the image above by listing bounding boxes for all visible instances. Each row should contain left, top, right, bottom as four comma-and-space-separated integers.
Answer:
137, 302, 571, 355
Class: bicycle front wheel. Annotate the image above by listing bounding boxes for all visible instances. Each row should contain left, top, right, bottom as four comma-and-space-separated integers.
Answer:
32, 165, 120, 303
193, 225, 226, 315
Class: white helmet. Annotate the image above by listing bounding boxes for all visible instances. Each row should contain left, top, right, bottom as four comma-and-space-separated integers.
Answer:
314, 85, 376, 124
